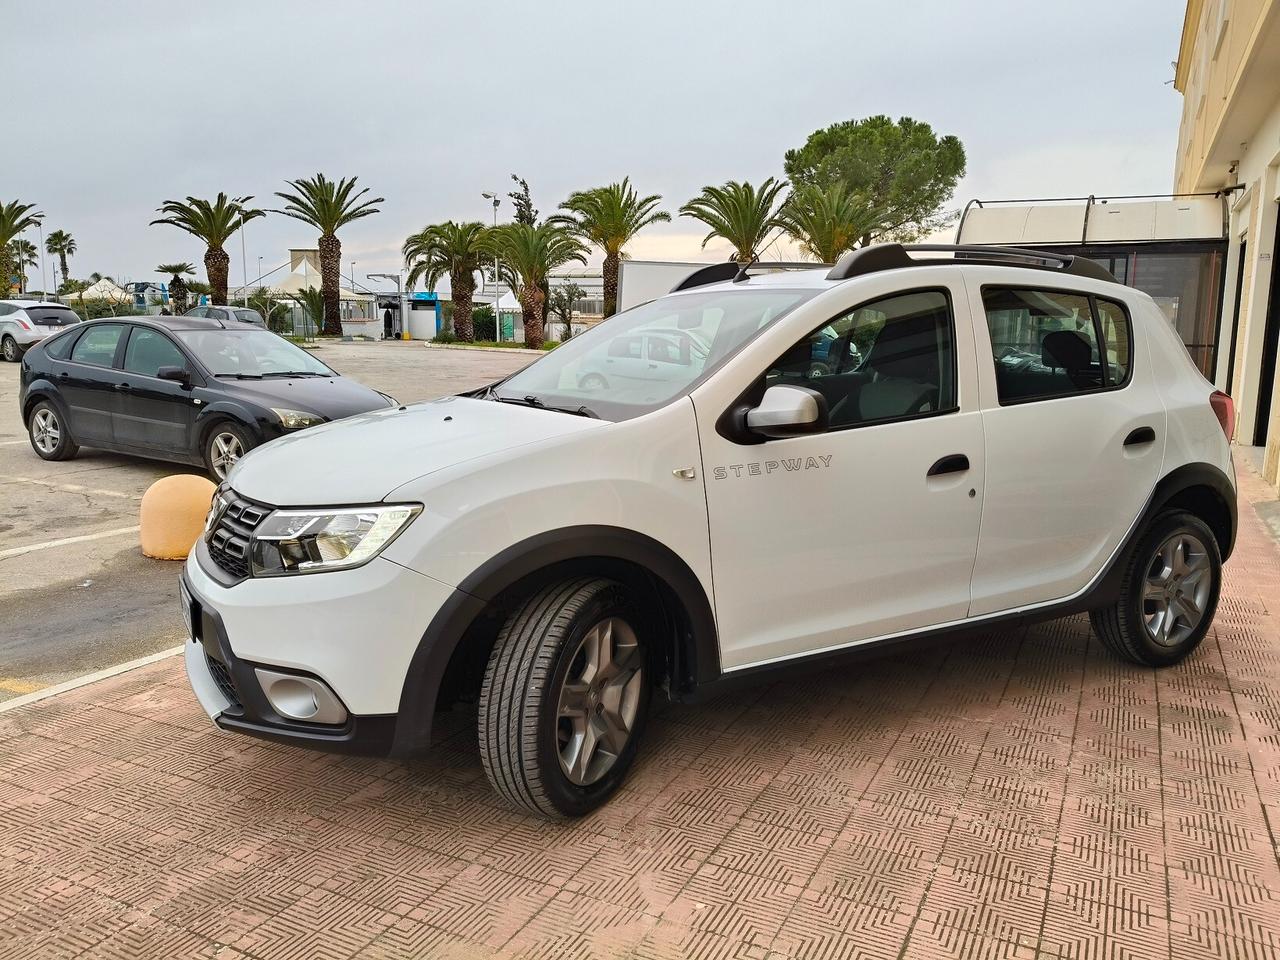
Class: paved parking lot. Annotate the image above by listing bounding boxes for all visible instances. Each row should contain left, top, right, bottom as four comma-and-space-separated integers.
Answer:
1, 460, 1277, 959
0, 342, 531, 701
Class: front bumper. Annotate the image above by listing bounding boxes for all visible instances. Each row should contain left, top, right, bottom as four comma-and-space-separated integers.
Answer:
181, 537, 458, 756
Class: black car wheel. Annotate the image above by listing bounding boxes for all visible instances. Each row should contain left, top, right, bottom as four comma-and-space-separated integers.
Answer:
2, 336, 21, 363
1090, 510, 1222, 667
202, 421, 256, 481
27, 400, 79, 461
478, 577, 651, 818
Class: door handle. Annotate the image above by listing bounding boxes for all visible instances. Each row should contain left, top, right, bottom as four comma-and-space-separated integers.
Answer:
927, 454, 970, 477
1123, 426, 1156, 447
114, 383, 132, 392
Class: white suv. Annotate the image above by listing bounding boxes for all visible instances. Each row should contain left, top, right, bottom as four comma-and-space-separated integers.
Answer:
182, 244, 1237, 818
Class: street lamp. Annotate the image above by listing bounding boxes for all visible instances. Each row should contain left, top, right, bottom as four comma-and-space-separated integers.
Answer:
482, 191, 501, 341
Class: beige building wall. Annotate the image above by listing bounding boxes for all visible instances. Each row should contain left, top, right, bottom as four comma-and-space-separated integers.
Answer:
1175, 0, 1280, 489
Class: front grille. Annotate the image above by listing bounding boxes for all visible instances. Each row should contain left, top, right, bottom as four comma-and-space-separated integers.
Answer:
206, 655, 241, 708
206, 490, 271, 581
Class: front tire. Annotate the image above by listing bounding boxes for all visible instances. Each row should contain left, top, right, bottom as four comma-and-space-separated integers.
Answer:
28, 401, 79, 461
202, 421, 255, 481
1090, 511, 1221, 667
478, 577, 650, 818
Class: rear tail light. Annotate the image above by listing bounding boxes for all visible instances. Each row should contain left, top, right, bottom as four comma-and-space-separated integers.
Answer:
16, 319, 32, 331
1210, 390, 1235, 439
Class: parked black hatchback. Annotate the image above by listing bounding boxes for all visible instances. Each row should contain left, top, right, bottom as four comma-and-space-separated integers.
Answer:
18, 315, 395, 480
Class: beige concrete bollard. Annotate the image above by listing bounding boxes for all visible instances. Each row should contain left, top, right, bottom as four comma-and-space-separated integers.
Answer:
140, 474, 216, 560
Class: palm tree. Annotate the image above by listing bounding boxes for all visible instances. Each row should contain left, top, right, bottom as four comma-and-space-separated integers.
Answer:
45, 229, 76, 288
555, 179, 669, 318
0, 200, 43, 294
289, 286, 326, 339
157, 262, 196, 313
485, 223, 587, 349
679, 178, 787, 263
273, 175, 383, 336
775, 183, 889, 264
151, 193, 263, 306
402, 221, 488, 342
8, 240, 38, 293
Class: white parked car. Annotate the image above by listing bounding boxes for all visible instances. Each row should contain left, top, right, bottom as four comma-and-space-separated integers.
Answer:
182, 244, 1237, 818
1, 300, 81, 361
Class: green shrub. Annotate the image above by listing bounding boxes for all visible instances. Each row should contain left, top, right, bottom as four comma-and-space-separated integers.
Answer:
431, 331, 458, 344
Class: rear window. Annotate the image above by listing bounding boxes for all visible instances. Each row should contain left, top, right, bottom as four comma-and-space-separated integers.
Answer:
233, 309, 265, 325
26, 306, 80, 326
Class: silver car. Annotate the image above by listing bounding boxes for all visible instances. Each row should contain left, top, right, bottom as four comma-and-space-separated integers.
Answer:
0, 300, 82, 362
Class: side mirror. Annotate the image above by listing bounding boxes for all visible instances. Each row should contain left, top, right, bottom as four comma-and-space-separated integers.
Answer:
745, 384, 828, 439
157, 365, 191, 384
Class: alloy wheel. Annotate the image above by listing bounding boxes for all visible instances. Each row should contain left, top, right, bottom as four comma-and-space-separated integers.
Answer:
31, 409, 60, 454
555, 617, 645, 786
3, 339, 16, 362
209, 432, 244, 480
1142, 532, 1212, 647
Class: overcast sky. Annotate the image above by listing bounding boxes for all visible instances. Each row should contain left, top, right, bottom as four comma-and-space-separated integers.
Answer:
5, 0, 1186, 294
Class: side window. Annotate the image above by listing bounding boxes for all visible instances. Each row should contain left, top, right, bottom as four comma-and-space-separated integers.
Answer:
45, 331, 77, 360
123, 327, 187, 378
0, 304, 13, 316
766, 289, 956, 429
982, 288, 1108, 404
187, 307, 206, 318
69, 324, 125, 367
1095, 298, 1132, 386
608, 336, 642, 359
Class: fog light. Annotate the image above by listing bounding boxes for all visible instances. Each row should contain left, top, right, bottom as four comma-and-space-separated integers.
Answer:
254, 669, 348, 725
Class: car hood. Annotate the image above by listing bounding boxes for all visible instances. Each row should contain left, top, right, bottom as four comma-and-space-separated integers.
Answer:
217, 374, 389, 420
227, 396, 605, 505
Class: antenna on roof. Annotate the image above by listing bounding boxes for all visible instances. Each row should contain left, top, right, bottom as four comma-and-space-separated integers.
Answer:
732, 252, 759, 283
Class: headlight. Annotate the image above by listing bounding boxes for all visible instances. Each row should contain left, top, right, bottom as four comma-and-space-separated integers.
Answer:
249, 504, 421, 576
271, 408, 326, 430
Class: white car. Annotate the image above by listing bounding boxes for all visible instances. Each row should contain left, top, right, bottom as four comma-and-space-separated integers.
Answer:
1, 300, 81, 361
182, 244, 1238, 818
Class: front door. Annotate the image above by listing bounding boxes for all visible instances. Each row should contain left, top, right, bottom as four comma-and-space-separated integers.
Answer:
114, 325, 200, 452
61, 323, 127, 445
695, 281, 985, 670
967, 282, 1165, 615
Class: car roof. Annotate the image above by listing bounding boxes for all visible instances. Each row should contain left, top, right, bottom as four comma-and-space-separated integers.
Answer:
76, 314, 259, 332
0, 300, 69, 308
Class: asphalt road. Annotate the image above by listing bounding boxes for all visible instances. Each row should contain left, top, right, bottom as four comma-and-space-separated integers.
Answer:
0, 341, 532, 702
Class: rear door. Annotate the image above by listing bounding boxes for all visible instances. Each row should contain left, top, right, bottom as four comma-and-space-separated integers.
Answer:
61, 323, 128, 444
966, 275, 1165, 615
113, 325, 201, 453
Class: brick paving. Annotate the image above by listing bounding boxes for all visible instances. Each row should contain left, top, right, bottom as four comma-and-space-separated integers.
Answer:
2, 464, 1279, 959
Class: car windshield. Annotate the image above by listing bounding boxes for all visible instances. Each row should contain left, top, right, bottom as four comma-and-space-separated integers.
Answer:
27, 306, 80, 326
175, 329, 334, 378
492, 288, 818, 421
233, 309, 265, 325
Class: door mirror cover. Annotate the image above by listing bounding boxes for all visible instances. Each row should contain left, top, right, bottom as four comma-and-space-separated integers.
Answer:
745, 384, 829, 439
156, 365, 190, 383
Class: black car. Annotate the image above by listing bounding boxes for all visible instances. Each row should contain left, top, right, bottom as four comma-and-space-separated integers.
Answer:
18, 315, 396, 480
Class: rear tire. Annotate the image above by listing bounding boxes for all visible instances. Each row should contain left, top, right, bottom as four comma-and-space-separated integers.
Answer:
1090, 511, 1221, 667
2, 336, 21, 363
478, 577, 650, 818
27, 400, 79, 461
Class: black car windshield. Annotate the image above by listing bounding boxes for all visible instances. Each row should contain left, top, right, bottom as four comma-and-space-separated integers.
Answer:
175, 329, 334, 377
493, 288, 818, 421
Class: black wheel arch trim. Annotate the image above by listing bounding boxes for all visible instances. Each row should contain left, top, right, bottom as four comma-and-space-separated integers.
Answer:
22, 383, 76, 439
391, 525, 719, 757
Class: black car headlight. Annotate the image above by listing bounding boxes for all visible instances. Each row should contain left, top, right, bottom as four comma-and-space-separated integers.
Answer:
249, 504, 421, 576
271, 407, 326, 430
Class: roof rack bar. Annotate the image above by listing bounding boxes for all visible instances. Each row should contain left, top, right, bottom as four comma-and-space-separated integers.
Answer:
825, 243, 1117, 285
671, 261, 830, 293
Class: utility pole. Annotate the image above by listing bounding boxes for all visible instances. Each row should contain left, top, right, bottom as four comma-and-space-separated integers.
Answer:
481, 192, 502, 341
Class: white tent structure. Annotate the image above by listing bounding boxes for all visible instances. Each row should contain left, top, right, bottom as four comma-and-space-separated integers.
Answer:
60, 278, 133, 305
230, 249, 375, 315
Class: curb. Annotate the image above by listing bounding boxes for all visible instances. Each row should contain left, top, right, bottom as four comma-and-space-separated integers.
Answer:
424, 343, 545, 356
0, 646, 184, 714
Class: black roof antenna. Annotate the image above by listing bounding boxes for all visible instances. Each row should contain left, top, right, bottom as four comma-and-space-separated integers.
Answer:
732, 252, 759, 283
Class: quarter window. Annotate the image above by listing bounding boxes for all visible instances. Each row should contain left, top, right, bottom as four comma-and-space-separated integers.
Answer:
766, 289, 956, 429
44, 331, 76, 360
982, 288, 1131, 404
124, 327, 187, 378
69, 324, 125, 367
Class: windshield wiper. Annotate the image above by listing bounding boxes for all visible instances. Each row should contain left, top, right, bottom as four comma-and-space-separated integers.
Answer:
214, 373, 264, 379
260, 371, 329, 378
492, 394, 598, 418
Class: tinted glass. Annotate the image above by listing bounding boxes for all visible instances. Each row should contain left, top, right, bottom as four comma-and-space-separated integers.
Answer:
27, 306, 80, 326
767, 290, 956, 429
1095, 298, 1132, 385
983, 288, 1104, 403
233, 309, 265, 325
124, 327, 187, 377
70, 324, 124, 367
494, 289, 817, 421
175, 329, 333, 377
44, 331, 76, 360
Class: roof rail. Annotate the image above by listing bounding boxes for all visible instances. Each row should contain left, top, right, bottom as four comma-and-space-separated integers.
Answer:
825, 243, 1117, 284
671, 261, 830, 293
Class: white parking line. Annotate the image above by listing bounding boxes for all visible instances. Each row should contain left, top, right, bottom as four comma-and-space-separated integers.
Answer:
0, 439, 28, 446
0, 646, 183, 714
0, 525, 140, 560
0, 474, 138, 499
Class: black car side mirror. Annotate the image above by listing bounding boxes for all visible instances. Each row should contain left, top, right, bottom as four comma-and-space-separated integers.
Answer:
157, 365, 191, 384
